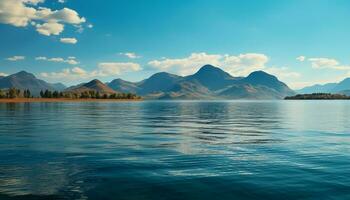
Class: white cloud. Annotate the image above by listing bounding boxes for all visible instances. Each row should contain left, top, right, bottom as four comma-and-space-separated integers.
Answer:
0, 72, 8, 76
223, 53, 269, 76
60, 37, 77, 44
40, 67, 88, 81
58, 0, 65, 3
308, 57, 350, 70
296, 56, 306, 62
40, 62, 141, 82
120, 52, 141, 59
0, 0, 86, 36
35, 56, 47, 60
71, 66, 86, 75
148, 52, 269, 76
98, 62, 141, 75
265, 67, 301, 79
35, 56, 79, 65
0, 0, 41, 27
44, 8, 85, 24
35, 21, 64, 36
87, 24, 93, 28
6, 56, 25, 61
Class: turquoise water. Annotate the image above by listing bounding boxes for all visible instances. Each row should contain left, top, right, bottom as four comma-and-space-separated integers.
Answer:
0, 101, 350, 200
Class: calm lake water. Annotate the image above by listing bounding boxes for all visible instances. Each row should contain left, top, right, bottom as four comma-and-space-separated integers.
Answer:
0, 101, 349, 200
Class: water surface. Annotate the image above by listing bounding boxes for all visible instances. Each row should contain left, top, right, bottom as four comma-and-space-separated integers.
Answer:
0, 101, 349, 200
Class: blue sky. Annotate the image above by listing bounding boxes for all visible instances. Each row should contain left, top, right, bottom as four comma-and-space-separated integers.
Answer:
1, 0, 350, 89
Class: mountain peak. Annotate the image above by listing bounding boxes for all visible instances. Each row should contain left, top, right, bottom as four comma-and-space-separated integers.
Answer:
244, 71, 281, 84
247, 70, 275, 79
241, 70, 295, 96
65, 79, 116, 94
196, 65, 227, 75
192, 65, 233, 79
138, 72, 183, 95
12, 71, 36, 79
90, 79, 101, 83
185, 65, 234, 90
84, 79, 104, 87
0, 71, 55, 96
199, 64, 220, 70
149, 72, 180, 79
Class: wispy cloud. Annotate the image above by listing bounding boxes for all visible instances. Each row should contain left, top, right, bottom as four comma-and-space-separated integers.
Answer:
308, 57, 350, 70
35, 56, 79, 65
296, 56, 306, 62
6, 56, 25, 61
60, 37, 78, 44
119, 52, 141, 59
40, 62, 141, 82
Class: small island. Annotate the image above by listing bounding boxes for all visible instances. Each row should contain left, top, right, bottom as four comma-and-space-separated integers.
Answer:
285, 93, 350, 100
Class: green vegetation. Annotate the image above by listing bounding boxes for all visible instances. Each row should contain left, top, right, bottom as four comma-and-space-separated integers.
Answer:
285, 93, 350, 100
0, 88, 141, 100
39, 89, 141, 100
40, 90, 65, 98
0, 88, 27, 99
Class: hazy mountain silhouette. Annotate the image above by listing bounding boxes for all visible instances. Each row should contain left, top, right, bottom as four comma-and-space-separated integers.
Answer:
333, 78, 350, 92
51, 83, 67, 91
298, 77, 350, 94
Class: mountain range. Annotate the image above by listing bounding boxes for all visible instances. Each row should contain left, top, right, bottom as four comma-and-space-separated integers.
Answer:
107, 65, 295, 99
297, 78, 350, 95
0, 65, 297, 99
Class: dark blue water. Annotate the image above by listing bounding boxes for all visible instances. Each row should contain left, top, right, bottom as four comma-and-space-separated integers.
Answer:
0, 101, 349, 200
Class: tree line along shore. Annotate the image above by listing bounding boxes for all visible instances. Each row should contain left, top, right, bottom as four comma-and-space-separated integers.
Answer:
285, 93, 350, 100
0, 88, 141, 101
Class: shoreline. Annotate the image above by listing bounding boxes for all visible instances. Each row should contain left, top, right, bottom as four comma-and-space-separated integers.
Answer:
0, 98, 142, 103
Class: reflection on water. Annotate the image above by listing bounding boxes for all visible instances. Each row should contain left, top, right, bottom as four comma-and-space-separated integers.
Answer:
0, 101, 350, 200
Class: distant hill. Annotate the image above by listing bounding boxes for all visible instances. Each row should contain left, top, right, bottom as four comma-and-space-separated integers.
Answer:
0, 71, 65, 96
108, 65, 295, 99
339, 90, 350, 96
297, 83, 337, 94
297, 78, 350, 94
108, 79, 139, 94
65, 79, 116, 95
51, 83, 67, 91
239, 71, 295, 96
218, 84, 288, 99
332, 78, 350, 92
136, 72, 183, 95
